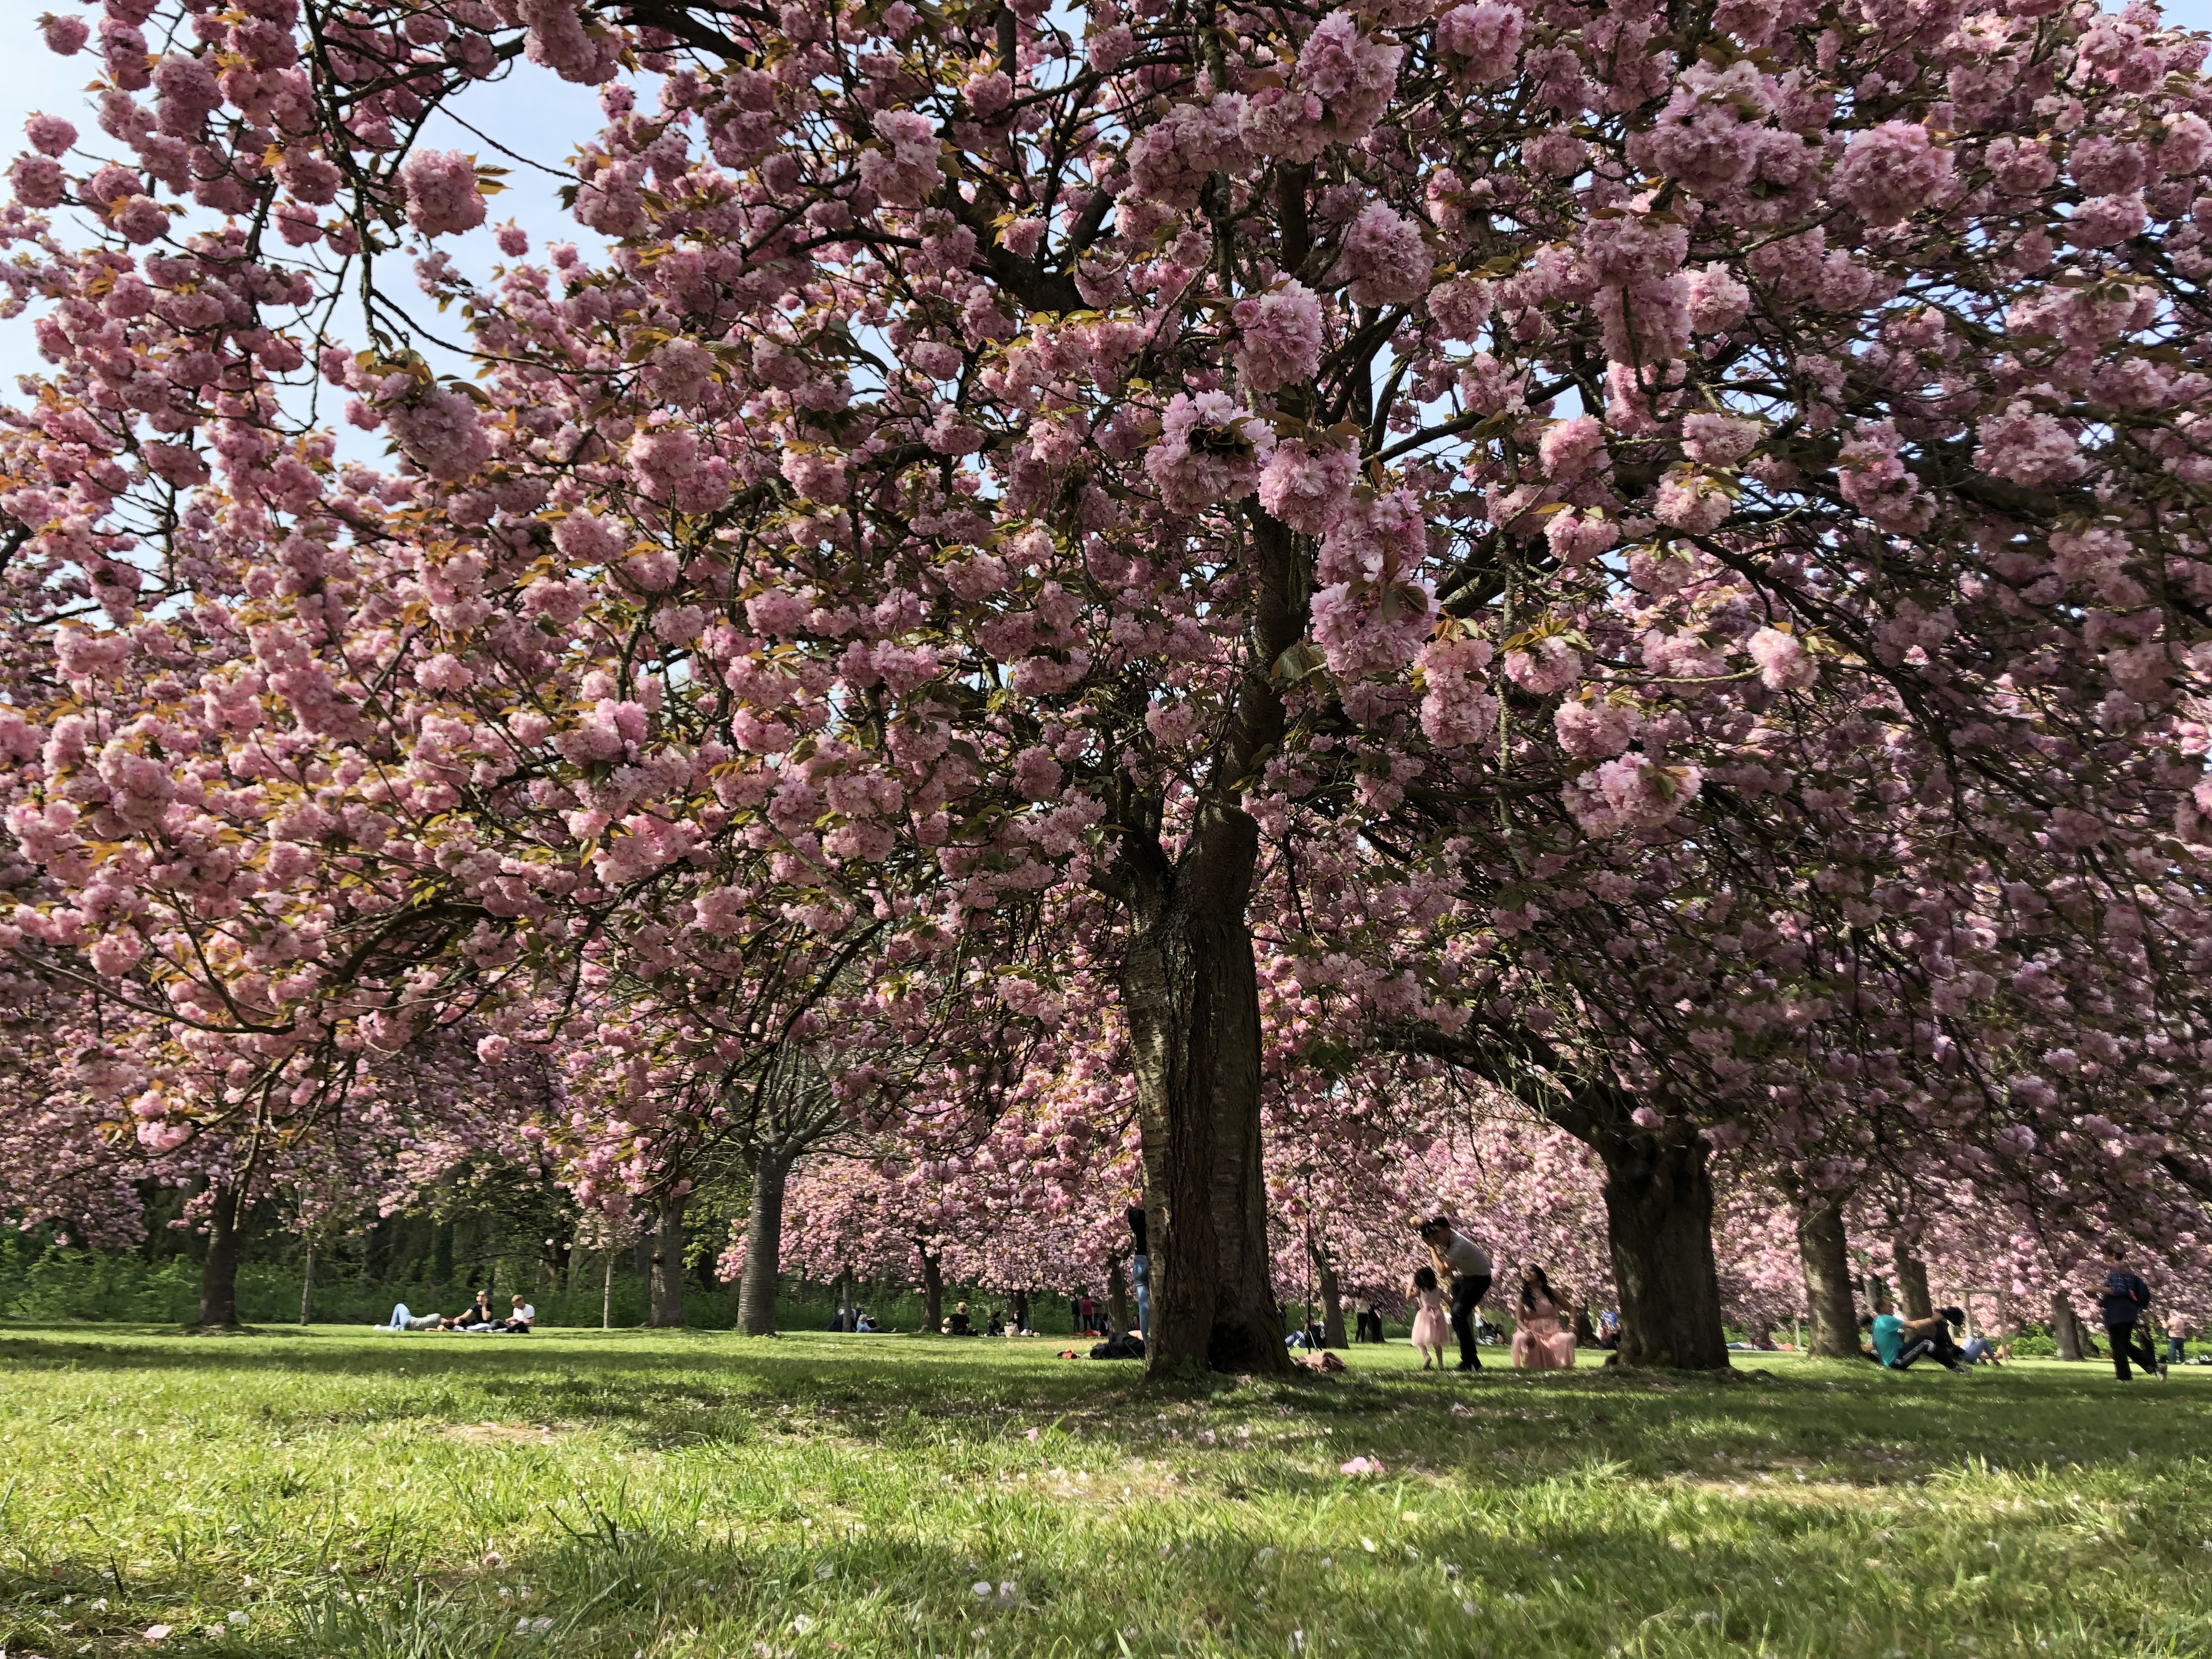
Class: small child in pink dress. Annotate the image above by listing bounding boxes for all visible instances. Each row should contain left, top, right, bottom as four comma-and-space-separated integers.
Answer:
1408, 1264, 1450, 1369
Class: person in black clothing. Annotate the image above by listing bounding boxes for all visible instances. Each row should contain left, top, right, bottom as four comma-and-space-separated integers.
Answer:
1354, 1300, 1385, 1343
2099, 1250, 2164, 1381
446, 1290, 497, 1331
947, 1300, 975, 1336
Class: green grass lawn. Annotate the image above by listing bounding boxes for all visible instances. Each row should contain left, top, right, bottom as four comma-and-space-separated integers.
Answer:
0, 1327, 2204, 1658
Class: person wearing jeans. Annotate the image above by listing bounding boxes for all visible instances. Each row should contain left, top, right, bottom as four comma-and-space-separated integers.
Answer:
2099, 1252, 2165, 1381
1418, 1216, 1493, 1372
1126, 1205, 1150, 1343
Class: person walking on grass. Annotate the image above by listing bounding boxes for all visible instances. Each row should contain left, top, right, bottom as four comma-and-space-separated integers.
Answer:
1417, 1215, 1493, 1373
2099, 1248, 2166, 1382
1407, 1266, 1450, 1370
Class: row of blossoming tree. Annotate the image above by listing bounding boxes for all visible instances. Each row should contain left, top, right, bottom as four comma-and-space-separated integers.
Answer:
3, 0, 2211, 1368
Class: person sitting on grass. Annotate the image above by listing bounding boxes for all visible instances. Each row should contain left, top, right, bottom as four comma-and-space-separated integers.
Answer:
377, 1302, 446, 1331
501, 1295, 535, 1333
1861, 1307, 1971, 1373
987, 1308, 1005, 1337
946, 1301, 975, 1336
452, 1290, 498, 1332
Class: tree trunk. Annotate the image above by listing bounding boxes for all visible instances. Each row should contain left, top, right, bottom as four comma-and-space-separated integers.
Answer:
1593, 1130, 1728, 1369
197, 1186, 244, 1329
1572, 1302, 1597, 1347
1892, 1238, 1933, 1322
601, 1250, 613, 1329
738, 1151, 789, 1336
838, 1269, 855, 1333
1011, 1288, 1029, 1333
2052, 1290, 2085, 1361
1121, 815, 1287, 1378
649, 1197, 686, 1328
1312, 1238, 1347, 1349
299, 1238, 315, 1327
917, 1240, 943, 1332
1107, 1257, 1129, 1334
1863, 1272, 1890, 1313
1795, 1194, 1863, 1358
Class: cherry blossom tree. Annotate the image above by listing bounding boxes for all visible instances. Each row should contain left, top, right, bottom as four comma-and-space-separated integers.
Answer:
11, 0, 2212, 1375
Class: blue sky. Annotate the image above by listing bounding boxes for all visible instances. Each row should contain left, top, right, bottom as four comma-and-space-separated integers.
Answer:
1, 2, 2207, 408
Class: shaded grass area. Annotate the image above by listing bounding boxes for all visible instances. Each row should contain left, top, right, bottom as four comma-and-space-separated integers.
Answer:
0, 1326, 2204, 1657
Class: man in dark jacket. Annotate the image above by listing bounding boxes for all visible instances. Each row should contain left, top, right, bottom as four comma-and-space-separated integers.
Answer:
2099, 1250, 2164, 1381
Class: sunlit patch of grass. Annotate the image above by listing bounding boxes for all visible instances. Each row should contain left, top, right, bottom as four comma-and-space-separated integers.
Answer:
0, 1326, 2205, 1656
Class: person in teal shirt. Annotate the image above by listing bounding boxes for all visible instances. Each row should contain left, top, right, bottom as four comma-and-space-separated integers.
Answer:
1859, 1310, 1968, 1371
1867, 1310, 1906, 1366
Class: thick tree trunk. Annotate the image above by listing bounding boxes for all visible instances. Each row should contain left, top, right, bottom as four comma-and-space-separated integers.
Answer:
1594, 1130, 1728, 1369
738, 1153, 789, 1336
917, 1240, 943, 1332
1107, 1258, 1129, 1334
1011, 1288, 1029, 1333
1796, 1194, 1863, 1358
1122, 814, 1286, 1378
299, 1239, 314, 1327
838, 1270, 855, 1333
197, 1186, 244, 1329
1572, 1301, 1597, 1347
1892, 1238, 1933, 1322
648, 1196, 686, 1328
1312, 1238, 1347, 1349
2052, 1291, 2085, 1361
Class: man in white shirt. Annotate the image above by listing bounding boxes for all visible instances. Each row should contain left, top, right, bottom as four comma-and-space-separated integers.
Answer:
503, 1295, 535, 1333
1418, 1216, 1494, 1372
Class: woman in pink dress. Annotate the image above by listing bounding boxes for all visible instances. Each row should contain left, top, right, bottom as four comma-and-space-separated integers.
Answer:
1510, 1266, 1579, 1370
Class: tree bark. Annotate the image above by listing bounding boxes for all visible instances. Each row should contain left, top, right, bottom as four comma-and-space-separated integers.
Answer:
1892, 1238, 1933, 1322
917, 1239, 943, 1332
1121, 813, 1287, 1378
738, 1152, 789, 1336
1796, 1194, 1863, 1358
1011, 1287, 1029, 1333
1312, 1236, 1347, 1349
601, 1250, 613, 1329
1107, 1257, 1129, 1335
1593, 1130, 1729, 1369
838, 1269, 855, 1333
2052, 1290, 2085, 1361
1572, 1301, 1597, 1347
648, 1196, 686, 1328
299, 1239, 315, 1327
197, 1186, 244, 1329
